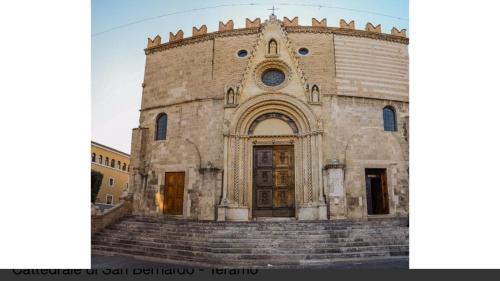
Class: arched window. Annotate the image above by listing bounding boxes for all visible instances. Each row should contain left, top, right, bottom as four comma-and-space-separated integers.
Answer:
383, 106, 397, 131
105, 157, 109, 166
91, 153, 96, 162
155, 113, 168, 140
117, 161, 121, 170
111, 159, 115, 168
122, 163, 127, 171
99, 155, 102, 164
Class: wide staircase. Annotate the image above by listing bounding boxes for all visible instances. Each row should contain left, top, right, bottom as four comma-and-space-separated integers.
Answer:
92, 215, 409, 268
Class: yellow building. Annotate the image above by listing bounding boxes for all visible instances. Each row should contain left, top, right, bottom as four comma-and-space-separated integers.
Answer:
91, 141, 130, 205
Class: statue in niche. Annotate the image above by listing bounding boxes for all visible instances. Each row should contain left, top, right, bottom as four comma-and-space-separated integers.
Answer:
311, 85, 320, 102
268, 39, 277, 55
227, 88, 235, 104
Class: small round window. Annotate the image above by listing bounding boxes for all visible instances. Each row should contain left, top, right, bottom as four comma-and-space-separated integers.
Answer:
298, 48, 309, 56
261, 68, 285, 87
237, 49, 248, 57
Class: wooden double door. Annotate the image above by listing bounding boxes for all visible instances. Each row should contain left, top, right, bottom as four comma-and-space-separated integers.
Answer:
253, 145, 295, 217
163, 172, 185, 215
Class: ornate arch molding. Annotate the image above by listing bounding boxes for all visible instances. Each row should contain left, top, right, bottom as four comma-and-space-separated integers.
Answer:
220, 93, 327, 221
248, 112, 299, 135
229, 93, 320, 135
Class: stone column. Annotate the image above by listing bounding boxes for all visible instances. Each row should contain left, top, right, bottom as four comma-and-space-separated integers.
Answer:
316, 133, 327, 219
324, 160, 347, 219
217, 135, 249, 221
297, 133, 327, 220
216, 135, 230, 221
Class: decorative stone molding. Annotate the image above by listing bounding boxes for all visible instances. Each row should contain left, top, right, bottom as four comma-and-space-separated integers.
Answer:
312, 18, 327, 27
339, 19, 355, 29
365, 22, 382, 33
323, 160, 345, 170
235, 19, 269, 93
224, 85, 239, 107
147, 35, 161, 48
169, 30, 184, 42
391, 27, 407, 37
253, 59, 293, 91
283, 26, 409, 44
230, 93, 320, 135
276, 22, 309, 94
219, 20, 234, 32
192, 25, 207, 37
232, 14, 307, 96
145, 28, 259, 54
222, 90, 329, 221
265, 38, 280, 57
145, 17, 408, 55
283, 16, 298, 27
307, 84, 321, 104
247, 112, 299, 135
245, 18, 261, 28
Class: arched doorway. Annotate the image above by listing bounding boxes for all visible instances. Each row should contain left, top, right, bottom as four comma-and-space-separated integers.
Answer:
218, 94, 328, 221
249, 113, 297, 217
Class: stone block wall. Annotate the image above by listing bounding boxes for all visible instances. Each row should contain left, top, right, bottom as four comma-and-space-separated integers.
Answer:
333, 35, 409, 102
132, 17, 409, 220
326, 96, 409, 218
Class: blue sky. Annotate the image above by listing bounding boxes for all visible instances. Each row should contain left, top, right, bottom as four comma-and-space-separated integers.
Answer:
91, 0, 408, 153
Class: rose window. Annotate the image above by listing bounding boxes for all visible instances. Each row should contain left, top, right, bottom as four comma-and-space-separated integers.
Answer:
261, 68, 285, 87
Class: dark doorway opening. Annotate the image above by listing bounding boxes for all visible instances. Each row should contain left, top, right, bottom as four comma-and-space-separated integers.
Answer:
365, 168, 389, 215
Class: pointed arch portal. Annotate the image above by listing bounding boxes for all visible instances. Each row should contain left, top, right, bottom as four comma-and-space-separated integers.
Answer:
219, 94, 327, 221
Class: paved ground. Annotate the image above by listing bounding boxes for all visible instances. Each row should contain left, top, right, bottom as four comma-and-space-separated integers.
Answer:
92, 254, 408, 269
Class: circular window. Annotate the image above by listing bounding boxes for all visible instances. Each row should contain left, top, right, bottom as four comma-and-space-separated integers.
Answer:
237, 49, 248, 57
261, 69, 285, 87
298, 48, 309, 56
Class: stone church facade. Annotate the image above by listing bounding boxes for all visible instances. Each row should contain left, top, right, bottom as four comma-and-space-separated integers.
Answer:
129, 15, 409, 221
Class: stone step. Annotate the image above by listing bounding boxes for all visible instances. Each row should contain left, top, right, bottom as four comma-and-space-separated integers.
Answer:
94, 229, 407, 240
116, 218, 406, 225
106, 225, 407, 235
100, 225, 408, 235
93, 232, 408, 246
92, 248, 407, 269
92, 235, 406, 250
92, 239, 408, 255
91, 215, 409, 268
91, 244, 407, 264
124, 216, 408, 227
